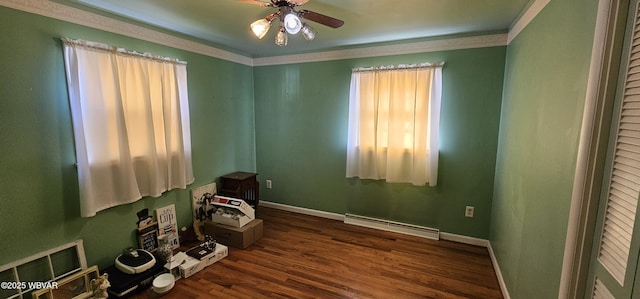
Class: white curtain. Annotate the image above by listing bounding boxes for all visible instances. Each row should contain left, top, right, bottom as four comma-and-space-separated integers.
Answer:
346, 63, 443, 186
62, 38, 194, 217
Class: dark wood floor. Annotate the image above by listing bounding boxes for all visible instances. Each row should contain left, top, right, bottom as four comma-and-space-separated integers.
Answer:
132, 207, 503, 299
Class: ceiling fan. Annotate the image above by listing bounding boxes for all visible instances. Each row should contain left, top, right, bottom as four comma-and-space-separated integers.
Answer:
237, 0, 344, 46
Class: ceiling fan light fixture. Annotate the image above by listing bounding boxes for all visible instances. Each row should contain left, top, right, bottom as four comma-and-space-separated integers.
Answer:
240, 0, 344, 47
301, 23, 316, 41
250, 18, 272, 39
275, 26, 288, 46
283, 12, 302, 34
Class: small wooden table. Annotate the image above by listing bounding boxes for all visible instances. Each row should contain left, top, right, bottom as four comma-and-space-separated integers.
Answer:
219, 171, 259, 209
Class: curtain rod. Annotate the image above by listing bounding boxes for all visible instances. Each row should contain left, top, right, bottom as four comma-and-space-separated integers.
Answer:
61, 37, 187, 65
352, 62, 444, 73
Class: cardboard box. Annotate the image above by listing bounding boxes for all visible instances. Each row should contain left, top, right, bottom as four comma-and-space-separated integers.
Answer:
205, 243, 228, 266
210, 195, 255, 228
188, 243, 228, 267
165, 252, 189, 281
204, 219, 263, 249
179, 255, 206, 279
175, 244, 228, 279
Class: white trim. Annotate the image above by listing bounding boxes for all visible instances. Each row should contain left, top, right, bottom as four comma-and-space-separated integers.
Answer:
1, 0, 508, 67
259, 200, 345, 221
0, 0, 556, 66
0, 239, 87, 299
488, 242, 512, 299
559, 0, 621, 297
344, 213, 440, 240
438, 233, 511, 299
0, 240, 86, 272
261, 201, 510, 298
0, 0, 253, 66
507, 0, 552, 44
440, 232, 489, 247
262, 201, 493, 246
253, 34, 508, 66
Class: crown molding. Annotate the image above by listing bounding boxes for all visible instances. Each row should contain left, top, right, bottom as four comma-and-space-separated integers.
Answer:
253, 34, 508, 66
3, 0, 529, 67
508, 0, 552, 44
0, 0, 254, 66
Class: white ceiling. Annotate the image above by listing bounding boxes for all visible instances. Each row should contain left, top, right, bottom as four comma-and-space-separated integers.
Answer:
54, 0, 532, 58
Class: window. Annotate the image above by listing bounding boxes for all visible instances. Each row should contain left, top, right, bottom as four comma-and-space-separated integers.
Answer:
345, 63, 443, 186
0, 240, 87, 299
62, 38, 194, 217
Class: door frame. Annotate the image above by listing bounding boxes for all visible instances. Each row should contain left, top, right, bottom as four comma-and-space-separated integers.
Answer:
559, 0, 630, 297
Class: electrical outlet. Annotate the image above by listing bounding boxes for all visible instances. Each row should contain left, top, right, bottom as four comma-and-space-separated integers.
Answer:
465, 206, 474, 218
266, 180, 272, 189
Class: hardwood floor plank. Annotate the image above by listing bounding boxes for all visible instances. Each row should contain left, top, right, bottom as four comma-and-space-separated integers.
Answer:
127, 207, 503, 299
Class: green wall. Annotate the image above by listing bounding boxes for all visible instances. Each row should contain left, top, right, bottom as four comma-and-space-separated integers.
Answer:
0, 6, 256, 268
1, 1, 607, 297
254, 47, 506, 238
490, 0, 598, 297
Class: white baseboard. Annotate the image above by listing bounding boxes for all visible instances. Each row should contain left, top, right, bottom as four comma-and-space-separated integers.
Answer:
259, 200, 510, 298
259, 200, 345, 221
345, 213, 440, 240
487, 242, 511, 299
261, 201, 488, 244
441, 233, 510, 299
439, 232, 489, 247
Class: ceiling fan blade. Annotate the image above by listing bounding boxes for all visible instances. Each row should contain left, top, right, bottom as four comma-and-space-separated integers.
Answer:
288, 0, 310, 5
235, 0, 274, 7
299, 9, 344, 28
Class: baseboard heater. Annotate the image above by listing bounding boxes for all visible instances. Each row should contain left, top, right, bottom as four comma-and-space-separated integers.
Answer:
344, 213, 440, 240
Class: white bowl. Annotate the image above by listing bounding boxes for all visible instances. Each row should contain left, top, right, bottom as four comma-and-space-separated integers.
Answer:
152, 273, 175, 294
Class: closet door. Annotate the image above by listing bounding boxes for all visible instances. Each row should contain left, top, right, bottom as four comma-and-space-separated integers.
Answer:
589, 1, 640, 297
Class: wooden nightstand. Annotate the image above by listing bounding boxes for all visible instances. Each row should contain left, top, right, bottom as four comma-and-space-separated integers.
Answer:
219, 171, 259, 209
